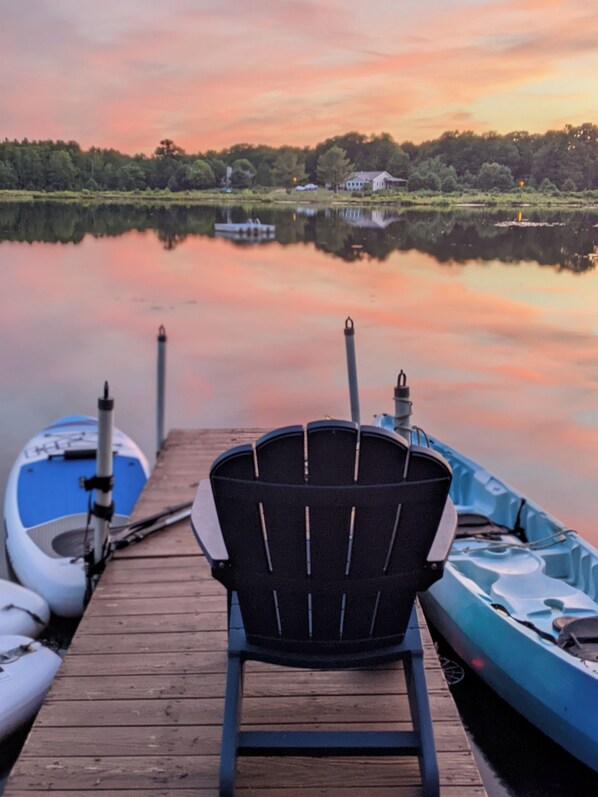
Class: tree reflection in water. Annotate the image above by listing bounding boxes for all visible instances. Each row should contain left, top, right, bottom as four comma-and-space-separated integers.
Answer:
0, 202, 595, 272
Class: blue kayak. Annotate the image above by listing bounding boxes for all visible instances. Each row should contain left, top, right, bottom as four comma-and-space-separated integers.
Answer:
375, 414, 598, 772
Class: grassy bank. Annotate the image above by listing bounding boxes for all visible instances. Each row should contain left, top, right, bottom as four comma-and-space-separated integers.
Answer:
0, 187, 597, 208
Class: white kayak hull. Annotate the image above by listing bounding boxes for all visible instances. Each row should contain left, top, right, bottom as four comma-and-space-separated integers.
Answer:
4, 415, 149, 617
375, 414, 598, 772
0, 579, 50, 637
0, 635, 62, 740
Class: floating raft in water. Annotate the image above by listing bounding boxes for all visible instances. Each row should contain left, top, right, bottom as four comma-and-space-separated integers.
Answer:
214, 218, 275, 238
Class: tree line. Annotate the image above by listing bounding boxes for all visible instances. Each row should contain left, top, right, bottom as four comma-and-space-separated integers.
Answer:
0, 124, 596, 193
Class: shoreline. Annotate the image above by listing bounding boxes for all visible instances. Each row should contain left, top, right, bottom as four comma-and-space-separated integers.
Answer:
0, 188, 597, 210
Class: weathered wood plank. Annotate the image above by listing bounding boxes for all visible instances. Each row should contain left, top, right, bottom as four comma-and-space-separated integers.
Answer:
82, 594, 226, 616
67, 630, 228, 655
20, 721, 472, 758
53, 650, 228, 677
6, 751, 482, 790
44, 666, 449, 701
98, 562, 209, 585
0, 790, 488, 797
38, 693, 458, 727
74, 611, 226, 635
92, 579, 222, 599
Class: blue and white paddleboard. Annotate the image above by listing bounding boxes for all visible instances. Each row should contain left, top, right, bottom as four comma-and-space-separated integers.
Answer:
0, 635, 62, 740
4, 415, 149, 617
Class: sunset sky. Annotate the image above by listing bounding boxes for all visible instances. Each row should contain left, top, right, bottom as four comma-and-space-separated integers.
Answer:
1, 0, 596, 154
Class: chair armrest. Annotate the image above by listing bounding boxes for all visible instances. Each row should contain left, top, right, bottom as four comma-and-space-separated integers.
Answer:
427, 497, 457, 566
191, 479, 229, 566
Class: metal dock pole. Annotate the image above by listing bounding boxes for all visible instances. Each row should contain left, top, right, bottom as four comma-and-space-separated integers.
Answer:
344, 317, 360, 425
93, 382, 114, 567
157, 325, 167, 457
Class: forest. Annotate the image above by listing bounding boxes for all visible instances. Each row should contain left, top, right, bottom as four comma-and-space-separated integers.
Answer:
0, 123, 596, 193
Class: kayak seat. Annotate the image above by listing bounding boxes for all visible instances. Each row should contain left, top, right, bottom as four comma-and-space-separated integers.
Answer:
456, 546, 598, 618
490, 566, 598, 618
453, 545, 540, 594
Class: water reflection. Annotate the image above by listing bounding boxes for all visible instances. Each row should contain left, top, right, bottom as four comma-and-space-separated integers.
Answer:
0, 202, 596, 271
0, 205, 597, 796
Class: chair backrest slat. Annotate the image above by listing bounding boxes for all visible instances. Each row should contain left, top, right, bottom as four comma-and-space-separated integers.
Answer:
211, 443, 279, 636
342, 427, 409, 640
306, 422, 358, 640
255, 426, 309, 640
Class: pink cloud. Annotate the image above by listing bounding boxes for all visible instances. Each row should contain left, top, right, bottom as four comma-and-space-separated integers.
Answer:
0, 0, 595, 151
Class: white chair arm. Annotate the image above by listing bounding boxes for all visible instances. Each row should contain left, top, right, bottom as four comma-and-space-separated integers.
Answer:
427, 497, 457, 565
191, 479, 229, 564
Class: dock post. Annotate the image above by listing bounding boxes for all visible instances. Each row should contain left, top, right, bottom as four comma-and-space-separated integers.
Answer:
157, 325, 167, 457
93, 382, 114, 567
393, 370, 412, 441
344, 317, 360, 425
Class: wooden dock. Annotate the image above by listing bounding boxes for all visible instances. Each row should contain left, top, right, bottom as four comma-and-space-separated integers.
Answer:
5, 429, 487, 796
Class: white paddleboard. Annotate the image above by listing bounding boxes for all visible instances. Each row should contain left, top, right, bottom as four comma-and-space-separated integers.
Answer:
0, 635, 62, 740
0, 579, 50, 637
4, 415, 149, 617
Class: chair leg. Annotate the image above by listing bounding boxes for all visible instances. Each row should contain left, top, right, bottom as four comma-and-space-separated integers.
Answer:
404, 651, 440, 797
219, 650, 244, 797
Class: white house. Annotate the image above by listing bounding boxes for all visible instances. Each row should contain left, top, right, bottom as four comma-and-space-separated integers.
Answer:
342, 171, 407, 191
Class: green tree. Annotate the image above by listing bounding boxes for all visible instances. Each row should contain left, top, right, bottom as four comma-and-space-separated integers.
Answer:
45, 150, 77, 190
255, 162, 273, 186
441, 174, 458, 193
361, 133, 401, 171
120, 162, 147, 190
538, 177, 558, 192
387, 147, 410, 178
170, 159, 216, 190
0, 161, 17, 188
316, 146, 354, 191
561, 177, 577, 192
476, 162, 514, 190
230, 158, 256, 188
407, 171, 440, 191
154, 139, 185, 159
271, 149, 307, 187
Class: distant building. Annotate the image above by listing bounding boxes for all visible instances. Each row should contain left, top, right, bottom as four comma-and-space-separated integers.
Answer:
342, 171, 407, 191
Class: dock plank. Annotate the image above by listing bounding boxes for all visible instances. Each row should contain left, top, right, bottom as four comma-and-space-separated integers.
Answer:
4, 428, 486, 796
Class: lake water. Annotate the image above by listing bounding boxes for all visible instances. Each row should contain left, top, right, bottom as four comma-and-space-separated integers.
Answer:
0, 201, 597, 795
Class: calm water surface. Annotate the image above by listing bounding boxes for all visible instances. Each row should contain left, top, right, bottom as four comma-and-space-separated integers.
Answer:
0, 202, 597, 795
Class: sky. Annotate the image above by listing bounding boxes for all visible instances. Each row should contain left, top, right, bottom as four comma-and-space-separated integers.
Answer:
0, 0, 596, 154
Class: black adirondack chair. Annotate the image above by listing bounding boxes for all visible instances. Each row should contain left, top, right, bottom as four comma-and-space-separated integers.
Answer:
191, 421, 456, 796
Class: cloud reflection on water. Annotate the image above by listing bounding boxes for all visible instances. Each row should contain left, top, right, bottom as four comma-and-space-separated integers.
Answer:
0, 221, 597, 545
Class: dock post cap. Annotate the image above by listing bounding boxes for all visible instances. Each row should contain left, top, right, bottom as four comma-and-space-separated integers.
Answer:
98, 381, 114, 411
394, 370, 410, 399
